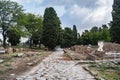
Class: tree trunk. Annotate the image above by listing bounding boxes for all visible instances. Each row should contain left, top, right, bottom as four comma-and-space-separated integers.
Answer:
2, 30, 7, 48
29, 38, 32, 48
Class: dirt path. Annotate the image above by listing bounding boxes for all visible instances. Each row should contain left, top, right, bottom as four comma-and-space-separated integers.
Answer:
16, 49, 95, 80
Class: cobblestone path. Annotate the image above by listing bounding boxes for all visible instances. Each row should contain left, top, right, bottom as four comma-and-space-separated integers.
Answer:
17, 49, 95, 80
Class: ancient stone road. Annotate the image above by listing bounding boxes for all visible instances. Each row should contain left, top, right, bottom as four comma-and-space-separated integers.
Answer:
17, 49, 95, 80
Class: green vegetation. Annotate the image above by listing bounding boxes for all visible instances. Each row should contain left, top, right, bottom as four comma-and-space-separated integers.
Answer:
0, 70, 4, 74
24, 13, 43, 48
73, 25, 78, 45
7, 27, 21, 46
42, 7, 61, 49
81, 25, 111, 45
110, 0, 120, 43
61, 27, 78, 48
0, 0, 24, 47
4, 63, 10, 67
0, 0, 119, 49
89, 62, 120, 80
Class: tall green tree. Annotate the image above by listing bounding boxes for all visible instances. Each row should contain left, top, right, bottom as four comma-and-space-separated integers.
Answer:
90, 26, 99, 32
76, 33, 81, 45
7, 27, 21, 46
89, 26, 99, 45
99, 25, 111, 42
80, 25, 111, 45
89, 31, 99, 45
73, 25, 78, 45
24, 13, 42, 47
0, 0, 24, 47
110, 0, 120, 43
61, 27, 74, 48
42, 7, 61, 49
32, 32, 40, 47
81, 30, 91, 45
57, 27, 64, 45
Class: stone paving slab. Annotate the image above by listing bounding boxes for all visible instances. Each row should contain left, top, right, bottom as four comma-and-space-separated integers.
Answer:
17, 50, 95, 80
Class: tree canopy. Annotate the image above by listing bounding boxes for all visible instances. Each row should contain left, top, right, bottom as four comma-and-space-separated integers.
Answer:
7, 27, 21, 46
24, 13, 43, 47
0, 0, 24, 47
110, 0, 120, 43
0, 0, 118, 49
42, 7, 61, 50
80, 25, 111, 45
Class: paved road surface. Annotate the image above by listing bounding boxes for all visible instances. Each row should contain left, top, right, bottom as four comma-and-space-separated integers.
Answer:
17, 49, 95, 80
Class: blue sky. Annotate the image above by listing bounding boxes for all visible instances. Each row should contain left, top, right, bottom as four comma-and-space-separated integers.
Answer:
11, 0, 113, 33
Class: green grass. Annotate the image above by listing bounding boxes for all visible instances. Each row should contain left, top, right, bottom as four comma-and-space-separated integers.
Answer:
99, 70, 120, 80
0, 70, 4, 74
7, 67, 13, 71
4, 63, 10, 67
89, 62, 120, 80
3, 57, 11, 62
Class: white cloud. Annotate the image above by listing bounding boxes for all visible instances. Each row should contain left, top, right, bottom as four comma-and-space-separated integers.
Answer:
10, 0, 20, 2
10, 0, 113, 33
70, 5, 90, 16
25, 0, 43, 3
11, 0, 43, 4
63, 0, 113, 32
53, 6, 66, 17
96, 0, 113, 6
83, 0, 113, 24
83, 6, 109, 23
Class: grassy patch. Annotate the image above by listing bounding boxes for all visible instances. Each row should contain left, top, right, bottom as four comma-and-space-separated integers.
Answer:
0, 70, 4, 74
4, 63, 11, 67
3, 57, 11, 63
7, 67, 13, 71
88, 62, 120, 80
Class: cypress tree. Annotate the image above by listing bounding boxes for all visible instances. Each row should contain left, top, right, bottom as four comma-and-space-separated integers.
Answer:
42, 7, 61, 49
73, 25, 78, 44
110, 0, 120, 43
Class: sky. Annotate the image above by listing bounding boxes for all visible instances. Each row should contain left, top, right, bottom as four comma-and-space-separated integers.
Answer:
10, 0, 113, 33
0, 0, 114, 42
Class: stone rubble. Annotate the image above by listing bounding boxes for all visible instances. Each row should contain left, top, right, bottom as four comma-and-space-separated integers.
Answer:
0, 59, 4, 63
16, 50, 95, 80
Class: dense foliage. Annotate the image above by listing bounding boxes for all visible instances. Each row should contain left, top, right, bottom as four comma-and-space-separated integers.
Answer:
60, 25, 79, 48
42, 7, 61, 49
7, 27, 21, 46
0, 0, 119, 49
110, 0, 120, 43
81, 25, 111, 45
24, 13, 42, 47
61, 27, 75, 48
0, 0, 24, 47
73, 25, 78, 45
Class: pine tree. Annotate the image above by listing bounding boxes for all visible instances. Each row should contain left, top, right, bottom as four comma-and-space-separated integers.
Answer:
42, 7, 61, 49
110, 0, 120, 43
73, 25, 77, 45
61, 27, 74, 48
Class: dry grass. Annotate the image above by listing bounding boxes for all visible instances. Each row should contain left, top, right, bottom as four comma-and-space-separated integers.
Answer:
0, 50, 52, 79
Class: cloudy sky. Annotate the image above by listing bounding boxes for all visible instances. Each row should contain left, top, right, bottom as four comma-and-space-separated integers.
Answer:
11, 0, 113, 33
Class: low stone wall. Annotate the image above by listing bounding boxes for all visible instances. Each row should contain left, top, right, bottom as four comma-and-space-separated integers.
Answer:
105, 52, 120, 58
103, 42, 120, 52
64, 49, 91, 60
6, 48, 24, 54
70, 45, 105, 60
